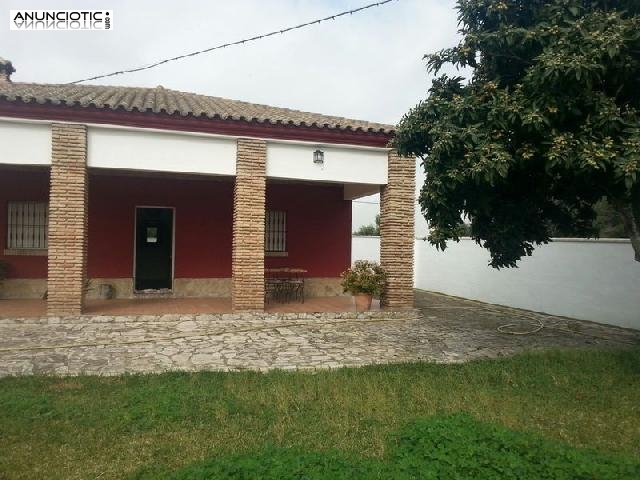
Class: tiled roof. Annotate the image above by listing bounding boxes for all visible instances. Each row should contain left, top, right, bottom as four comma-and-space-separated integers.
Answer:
0, 81, 395, 134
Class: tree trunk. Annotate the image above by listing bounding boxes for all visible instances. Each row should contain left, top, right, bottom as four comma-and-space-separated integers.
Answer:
629, 209, 640, 262
617, 190, 640, 262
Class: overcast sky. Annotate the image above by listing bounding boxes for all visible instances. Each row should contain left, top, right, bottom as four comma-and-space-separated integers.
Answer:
2, 0, 463, 235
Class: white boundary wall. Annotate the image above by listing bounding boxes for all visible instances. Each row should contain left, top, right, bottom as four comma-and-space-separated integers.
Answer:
352, 236, 640, 330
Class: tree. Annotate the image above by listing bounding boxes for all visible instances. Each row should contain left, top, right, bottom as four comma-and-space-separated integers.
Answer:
394, 0, 640, 267
354, 214, 381, 236
549, 198, 627, 237
594, 198, 628, 237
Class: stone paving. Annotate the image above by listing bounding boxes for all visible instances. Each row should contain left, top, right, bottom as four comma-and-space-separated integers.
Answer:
0, 290, 638, 377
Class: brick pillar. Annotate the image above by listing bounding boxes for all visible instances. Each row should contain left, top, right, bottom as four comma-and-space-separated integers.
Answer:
232, 138, 267, 311
47, 123, 88, 316
380, 150, 415, 309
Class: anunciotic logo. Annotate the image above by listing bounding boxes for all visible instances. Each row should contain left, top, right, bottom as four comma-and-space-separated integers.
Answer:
10, 10, 113, 30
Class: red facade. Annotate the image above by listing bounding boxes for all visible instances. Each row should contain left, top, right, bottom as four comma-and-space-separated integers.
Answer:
0, 168, 352, 280
0, 168, 49, 278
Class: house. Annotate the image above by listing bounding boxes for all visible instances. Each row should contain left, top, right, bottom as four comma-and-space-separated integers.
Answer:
0, 57, 414, 316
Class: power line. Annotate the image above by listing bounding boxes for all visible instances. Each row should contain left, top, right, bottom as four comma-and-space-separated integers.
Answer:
70, 0, 398, 84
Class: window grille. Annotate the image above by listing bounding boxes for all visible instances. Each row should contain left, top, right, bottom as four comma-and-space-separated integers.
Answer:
6, 201, 49, 249
265, 210, 287, 252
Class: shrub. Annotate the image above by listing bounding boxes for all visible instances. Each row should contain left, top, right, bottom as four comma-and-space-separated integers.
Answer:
340, 260, 387, 297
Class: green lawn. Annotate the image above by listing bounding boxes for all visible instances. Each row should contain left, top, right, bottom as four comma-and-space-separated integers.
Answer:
0, 348, 639, 479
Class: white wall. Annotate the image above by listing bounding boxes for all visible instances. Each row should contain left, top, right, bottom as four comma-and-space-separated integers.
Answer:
352, 236, 640, 330
267, 142, 388, 185
352, 236, 381, 263
0, 120, 51, 166
88, 126, 236, 176
0, 120, 390, 189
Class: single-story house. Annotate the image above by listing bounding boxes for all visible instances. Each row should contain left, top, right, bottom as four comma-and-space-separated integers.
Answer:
0, 57, 414, 316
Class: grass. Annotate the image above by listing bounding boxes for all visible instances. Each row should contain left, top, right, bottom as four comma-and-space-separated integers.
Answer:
132, 414, 639, 479
0, 348, 638, 479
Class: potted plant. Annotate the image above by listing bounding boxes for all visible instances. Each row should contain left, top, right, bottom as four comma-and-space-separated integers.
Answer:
340, 260, 387, 312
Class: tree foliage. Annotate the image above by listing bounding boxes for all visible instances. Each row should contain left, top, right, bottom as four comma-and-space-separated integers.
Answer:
353, 214, 381, 236
594, 198, 628, 237
394, 0, 640, 267
549, 197, 628, 237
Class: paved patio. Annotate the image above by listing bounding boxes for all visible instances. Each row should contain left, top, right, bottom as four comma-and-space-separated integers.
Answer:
0, 290, 638, 377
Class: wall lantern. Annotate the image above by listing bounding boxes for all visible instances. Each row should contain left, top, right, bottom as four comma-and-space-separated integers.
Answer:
313, 149, 324, 166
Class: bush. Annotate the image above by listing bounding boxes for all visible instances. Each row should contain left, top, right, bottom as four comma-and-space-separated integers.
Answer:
134, 414, 639, 480
340, 260, 387, 297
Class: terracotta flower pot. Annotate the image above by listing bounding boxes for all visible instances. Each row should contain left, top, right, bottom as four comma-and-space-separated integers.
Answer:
354, 293, 373, 312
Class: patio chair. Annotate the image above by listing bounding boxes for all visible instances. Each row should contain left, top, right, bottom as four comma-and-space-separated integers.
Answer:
264, 268, 305, 304
288, 276, 304, 303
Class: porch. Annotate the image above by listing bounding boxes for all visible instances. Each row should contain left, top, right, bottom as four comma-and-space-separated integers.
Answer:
0, 296, 381, 318
0, 122, 415, 317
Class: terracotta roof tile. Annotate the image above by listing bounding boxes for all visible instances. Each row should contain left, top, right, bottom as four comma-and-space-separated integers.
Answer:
0, 81, 395, 134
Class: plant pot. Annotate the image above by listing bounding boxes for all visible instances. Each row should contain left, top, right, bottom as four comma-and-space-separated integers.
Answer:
354, 293, 373, 312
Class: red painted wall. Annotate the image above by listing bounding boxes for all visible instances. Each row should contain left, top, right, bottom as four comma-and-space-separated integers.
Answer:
1, 169, 352, 279
0, 168, 49, 278
87, 173, 234, 278
265, 182, 351, 277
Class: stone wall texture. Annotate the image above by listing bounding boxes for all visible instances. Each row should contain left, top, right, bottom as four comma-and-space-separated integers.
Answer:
47, 123, 88, 316
380, 150, 415, 308
232, 138, 267, 311
0, 279, 47, 299
3, 277, 345, 299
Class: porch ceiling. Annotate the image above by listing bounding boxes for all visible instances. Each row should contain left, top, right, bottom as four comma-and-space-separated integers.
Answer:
88, 167, 235, 183
266, 178, 380, 201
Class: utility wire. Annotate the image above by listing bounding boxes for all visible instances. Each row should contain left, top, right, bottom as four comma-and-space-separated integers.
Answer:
70, 0, 398, 84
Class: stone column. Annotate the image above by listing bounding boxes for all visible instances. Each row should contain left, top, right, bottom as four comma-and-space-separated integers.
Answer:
232, 138, 267, 311
380, 150, 415, 309
47, 123, 89, 316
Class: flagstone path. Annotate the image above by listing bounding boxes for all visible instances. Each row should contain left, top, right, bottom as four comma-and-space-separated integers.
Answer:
0, 290, 638, 376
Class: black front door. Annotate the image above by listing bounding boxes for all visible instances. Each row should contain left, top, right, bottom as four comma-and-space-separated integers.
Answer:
135, 207, 173, 291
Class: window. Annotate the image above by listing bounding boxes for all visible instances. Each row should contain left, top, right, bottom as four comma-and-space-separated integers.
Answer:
265, 210, 287, 253
6, 201, 49, 250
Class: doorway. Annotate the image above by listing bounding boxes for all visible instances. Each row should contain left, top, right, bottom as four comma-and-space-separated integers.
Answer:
134, 207, 174, 291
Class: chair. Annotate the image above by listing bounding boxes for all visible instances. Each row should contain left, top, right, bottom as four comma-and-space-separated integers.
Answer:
265, 268, 305, 304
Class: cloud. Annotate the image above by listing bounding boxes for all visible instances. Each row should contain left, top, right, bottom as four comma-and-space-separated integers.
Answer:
2, 0, 462, 229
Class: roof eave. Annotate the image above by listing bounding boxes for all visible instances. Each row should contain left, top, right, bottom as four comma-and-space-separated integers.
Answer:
0, 98, 395, 148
